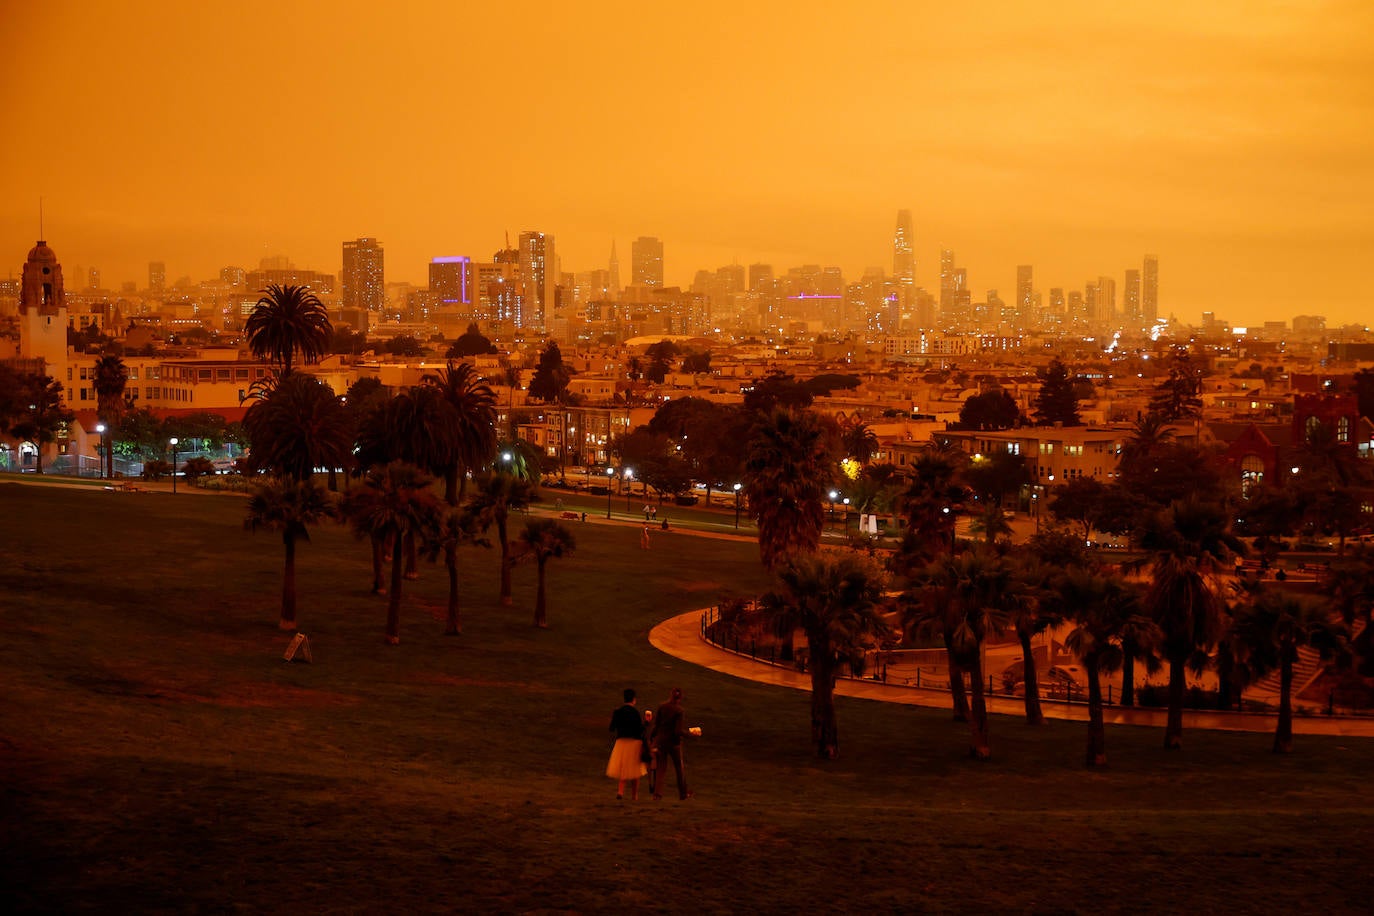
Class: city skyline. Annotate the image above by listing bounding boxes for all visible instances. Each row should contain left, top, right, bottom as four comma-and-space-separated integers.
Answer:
3, 1, 1371, 325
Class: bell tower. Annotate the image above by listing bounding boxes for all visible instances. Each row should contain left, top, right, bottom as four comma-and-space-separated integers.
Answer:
18, 240, 71, 393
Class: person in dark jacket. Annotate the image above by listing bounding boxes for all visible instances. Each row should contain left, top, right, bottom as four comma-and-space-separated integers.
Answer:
606, 688, 647, 800
649, 687, 694, 800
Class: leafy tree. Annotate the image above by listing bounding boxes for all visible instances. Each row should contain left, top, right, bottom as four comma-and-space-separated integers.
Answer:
92, 355, 128, 478
1060, 569, 1154, 766
1048, 477, 1110, 542
447, 322, 498, 358
342, 463, 443, 645
957, 389, 1020, 431
244, 284, 332, 375
6, 374, 74, 474
466, 471, 540, 606
1352, 368, 1374, 422
680, 349, 712, 374
765, 552, 889, 758
1137, 498, 1244, 748
181, 456, 214, 484
963, 450, 1030, 508
742, 370, 813, 414
802, 373, 862, 397
744, 407, 837, 572
1232, 589, 1348, 752
644, 340, 680, 383
242, 373, 351, 484
328, 327, 370, 355
1148, 350, 1205, 421
1326, 548, 1374, 676
245, 476, 335, 630
381, 334, 424, 357
1032, 359, 1081, 427
517, 519, 576, 628
528, 341, 572, 403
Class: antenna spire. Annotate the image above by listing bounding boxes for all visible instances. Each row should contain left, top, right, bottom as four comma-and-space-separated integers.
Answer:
39, 195, 44, 240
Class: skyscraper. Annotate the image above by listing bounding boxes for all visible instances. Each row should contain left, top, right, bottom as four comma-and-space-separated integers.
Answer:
429, 256, 471, 305
518, 231, 555, 329
893, 210, 915, 289
1016, 265, 1033, 329
341, 237, 385, 312
631, 236, 664, 288
748, 263, 773, 292
1123, 268, 1141, 326
1096, 276, 1117, 325
1142, 255, 1159, 324
608, 241, 620, 298
148, 261, 165, 292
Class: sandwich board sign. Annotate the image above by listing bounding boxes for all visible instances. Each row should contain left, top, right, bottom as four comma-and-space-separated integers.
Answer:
283, 633, 312, 663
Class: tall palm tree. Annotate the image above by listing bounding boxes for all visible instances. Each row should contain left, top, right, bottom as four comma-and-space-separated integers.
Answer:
244, 284, 332, 376
245, 476, 335, 631
431, 508, 489, 635
767, 552, 889, 758
422, 360, 498, 504
517, 519, 576, 628
1060, 569, 1154, 766
92, 355, 128, 478
896, 447, 967, 568
1137, 497, 1244, 749
743, 407, 837, 572
466, 470, 540, 606
1007, 556, 1055, 725
242, 372, 351, 484
904, 546, 1018, 759
839, 418, 880, 466
1232, 589, 1348, 753
342, 463, 442, 645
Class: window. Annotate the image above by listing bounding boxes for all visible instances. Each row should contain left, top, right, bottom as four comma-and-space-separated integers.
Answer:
1040, 443, 1054, 455
128, 367, 139, 380
216, 368, 231, 380
197, 369, 212, 381
1338, 417, 1351, 443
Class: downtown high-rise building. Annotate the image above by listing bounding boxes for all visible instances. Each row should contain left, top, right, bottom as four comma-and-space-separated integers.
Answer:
429, 256, 471, 305
518, 231, 556, 329
1096, 276, 1117, 326
1142, 255, 1159, 324
1123, 268, 1141, 326
148, 261, 165, 292
748, 263, 773, 292
1016, 265, 1033, 329
893, 210, 915, 290
341, 237, 385, 312
631, 236, 664, 288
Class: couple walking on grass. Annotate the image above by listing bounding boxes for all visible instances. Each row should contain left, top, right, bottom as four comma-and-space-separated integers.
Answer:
606, 686, 697, 801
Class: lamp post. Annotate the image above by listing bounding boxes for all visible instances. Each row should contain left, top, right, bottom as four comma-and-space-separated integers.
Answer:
842, 497, 851, 535
96, 423, 106, 479
828, 489, 838, 528
733, 482, 742, 529
605, 467, 614, 519
169, 437, 179, 494
624, 467, 634, 511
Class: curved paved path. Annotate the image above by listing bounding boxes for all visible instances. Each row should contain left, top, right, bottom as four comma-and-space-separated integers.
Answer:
650, 609, 1374, 737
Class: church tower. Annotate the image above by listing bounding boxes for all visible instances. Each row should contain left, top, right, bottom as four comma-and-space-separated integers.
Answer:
19, 240, 71, 395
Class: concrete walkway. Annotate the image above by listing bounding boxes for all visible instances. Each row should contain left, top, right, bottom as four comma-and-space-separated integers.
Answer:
649, 609, 1374, 737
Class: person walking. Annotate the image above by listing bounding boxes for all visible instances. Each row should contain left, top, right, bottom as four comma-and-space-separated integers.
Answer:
650, 687, 693, 801
606, 688, 647, 800
641, 525, 651, 550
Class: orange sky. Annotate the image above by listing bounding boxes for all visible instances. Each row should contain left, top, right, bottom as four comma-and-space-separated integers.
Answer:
3, 1, 1371, 327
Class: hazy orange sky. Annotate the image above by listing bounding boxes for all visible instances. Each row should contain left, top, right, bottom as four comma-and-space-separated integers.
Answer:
4, 1, 1371, 326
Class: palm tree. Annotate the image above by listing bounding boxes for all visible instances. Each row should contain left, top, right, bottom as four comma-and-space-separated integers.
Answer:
242, 372, 351, 483
743, 407, 837, 572
466, 470, 540, 606
342, 463, 442, 645
517, 519, 576, 628
244, 284, 332, 376
1007, 556, 1055, 725
971, 500, 1013, 546
92, 355, 128, 478
904, 547, 1018, 759
1327, 547, 1374, 675
896, 447, 967, 568
767, 552, 889, 758
1060, 569, 1155, 766
1137, 498, 1244, 749
1232, 589, 1348, 753
245, 476, 335, 630
431, 508, 489, 635
839, 418, 880, 466
422, 360, 498, 504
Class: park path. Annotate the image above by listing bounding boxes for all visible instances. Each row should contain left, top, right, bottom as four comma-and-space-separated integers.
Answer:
648, 609, 1374, 738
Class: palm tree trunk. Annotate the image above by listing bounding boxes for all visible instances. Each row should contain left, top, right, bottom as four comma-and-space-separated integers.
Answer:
1120, 647, 1137, 707
498, 510, 512, 606
1085, 656, 1106, 767
1018, 626, 1044, 725
370, 534, 386, 594
444, 542, 461, 635
810, 648, 839, 759
533, 557, 548, 628
966, 646, 991, 759
280, 531, 298, 630
944, 629, 970, 722
445, 467, 459, 507
1164, 653, 1186, 749
1274, 642, 1295, 753
385, 530, 404, 645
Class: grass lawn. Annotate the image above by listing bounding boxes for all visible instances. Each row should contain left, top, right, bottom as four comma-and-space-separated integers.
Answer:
2, 481, 1372, 914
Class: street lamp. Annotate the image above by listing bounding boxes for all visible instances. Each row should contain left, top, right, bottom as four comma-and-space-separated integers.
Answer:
169, 437, 179, 494
624, 467, 634, 511
733, 482, 742, 529
96, 423, 106, 479
606, 466, 614, 519
828, 489, 839, 527
842, 497, 851, 535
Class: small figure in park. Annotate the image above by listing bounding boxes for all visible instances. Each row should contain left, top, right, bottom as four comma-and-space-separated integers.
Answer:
641, 525, 651, 549
606, 688, 647, 800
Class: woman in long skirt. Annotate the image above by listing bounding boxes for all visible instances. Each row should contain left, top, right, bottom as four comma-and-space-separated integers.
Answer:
606, 688, 648, 800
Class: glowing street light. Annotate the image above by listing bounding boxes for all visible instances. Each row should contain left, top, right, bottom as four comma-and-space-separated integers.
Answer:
733, 482, 743, 529
96, 423, 106, 479
605, 466, 614, 519
169, 437, 179, 494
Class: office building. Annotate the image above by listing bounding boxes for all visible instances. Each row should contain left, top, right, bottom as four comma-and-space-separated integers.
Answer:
429, 256, 471, 306
148, 261, 165, 292
1123, 268, 1141, 326
893, 210, 915, 290
1142, 255, 1159, 324
631, 236, 664, 289
518, 231, 556, 329
341, 238, 385, 312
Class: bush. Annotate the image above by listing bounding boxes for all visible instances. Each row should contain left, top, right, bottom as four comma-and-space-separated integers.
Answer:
141, 459, 172, 481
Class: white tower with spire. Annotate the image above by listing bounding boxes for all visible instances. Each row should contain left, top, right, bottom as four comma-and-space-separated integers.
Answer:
19, 239, 70, 391
608, 240, 620, 300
